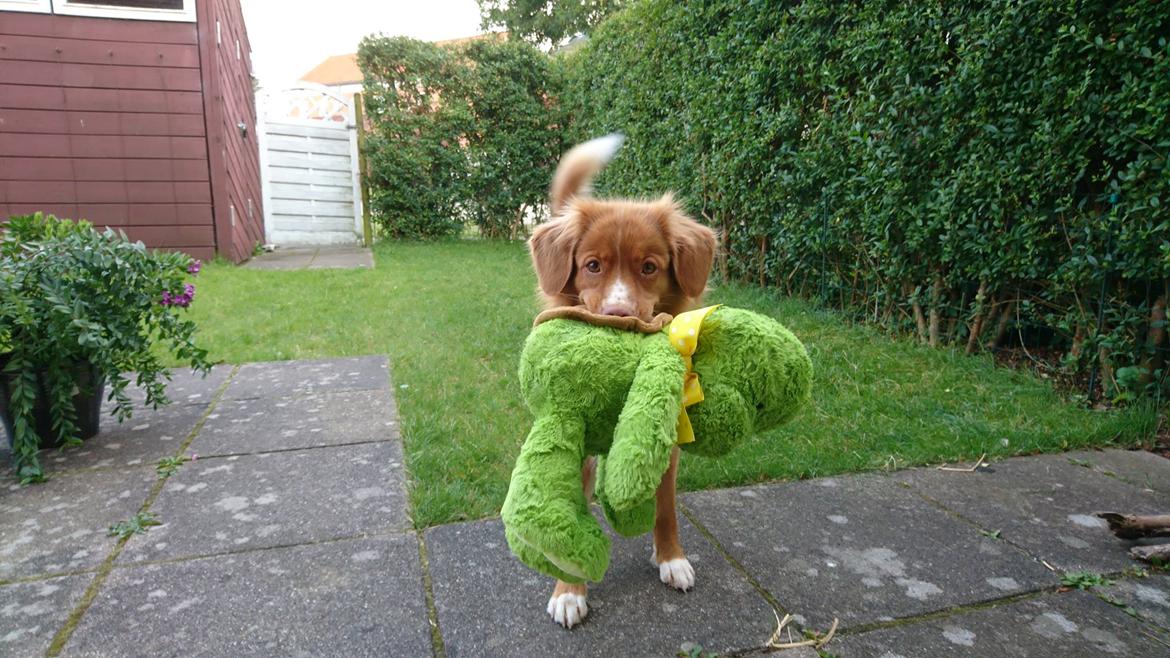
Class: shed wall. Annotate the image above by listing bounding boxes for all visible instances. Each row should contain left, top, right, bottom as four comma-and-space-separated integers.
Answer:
0, 10, 215, 259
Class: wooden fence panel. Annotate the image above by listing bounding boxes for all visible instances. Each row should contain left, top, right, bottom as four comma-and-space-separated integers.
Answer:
259, 119, 361, 245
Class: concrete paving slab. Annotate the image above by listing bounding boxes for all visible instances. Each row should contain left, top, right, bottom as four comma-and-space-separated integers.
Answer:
1063, 448, 1170, 496
308, 246, 374, 269
0, 573, 93, 657
1, 370, 220, 470
1097, 573, 1170, 632
192, 389, 398, 457
898, 454, 1165, 573
682, 473, 1057, 630
119, 441, 409, 564
425, 517, 778, 658
764, 649, 818, 658
245, 247, 373, 271
243, 248, 316, 270
66, 535, 430, 658
0, 468, 156, 579
829, 590, 1170, 657
222, 356, 390, 401
38, 402, 206, 473
101, 365, 231, 411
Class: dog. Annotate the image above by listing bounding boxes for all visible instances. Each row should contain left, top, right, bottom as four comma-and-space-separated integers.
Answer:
527, 134, 717, 627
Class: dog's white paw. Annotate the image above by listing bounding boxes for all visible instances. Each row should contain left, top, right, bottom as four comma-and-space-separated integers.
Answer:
658, 557, 695, 591
547, 592, 589, 628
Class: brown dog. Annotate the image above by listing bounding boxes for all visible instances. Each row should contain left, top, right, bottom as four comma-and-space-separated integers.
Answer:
527, 134, 717, 627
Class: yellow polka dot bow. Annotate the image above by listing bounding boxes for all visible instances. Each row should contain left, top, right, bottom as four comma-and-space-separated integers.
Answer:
667, 305, 721, 445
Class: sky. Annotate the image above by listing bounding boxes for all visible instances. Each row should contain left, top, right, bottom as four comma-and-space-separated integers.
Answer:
240, 0, 484, 89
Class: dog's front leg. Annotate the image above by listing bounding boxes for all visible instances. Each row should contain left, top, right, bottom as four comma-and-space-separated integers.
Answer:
653, 445, 694, 591
546, 456, 597, 628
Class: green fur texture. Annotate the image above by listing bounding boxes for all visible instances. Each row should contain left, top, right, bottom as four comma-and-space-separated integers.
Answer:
501, 307, 812, 582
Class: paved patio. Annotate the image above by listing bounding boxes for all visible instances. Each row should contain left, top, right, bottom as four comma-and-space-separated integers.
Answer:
1, 356, 1168, 657
244, 246, 373, 270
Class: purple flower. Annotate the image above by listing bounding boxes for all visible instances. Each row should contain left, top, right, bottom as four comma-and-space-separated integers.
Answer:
160, 284, 196, 308
187, 259, 202, 275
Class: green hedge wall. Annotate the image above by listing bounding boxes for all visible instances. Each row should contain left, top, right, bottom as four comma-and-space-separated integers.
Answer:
563, 0, 1169, 400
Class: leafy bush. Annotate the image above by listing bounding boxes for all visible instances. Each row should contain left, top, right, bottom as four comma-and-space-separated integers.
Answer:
357, 35, 567, 239
563, 0, 1170, 400
461, 39, 568, 238
0, 213, 210, 481
358, 37, 471, 239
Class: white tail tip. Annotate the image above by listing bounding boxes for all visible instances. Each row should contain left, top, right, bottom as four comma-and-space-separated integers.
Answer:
575, 133, 624, 165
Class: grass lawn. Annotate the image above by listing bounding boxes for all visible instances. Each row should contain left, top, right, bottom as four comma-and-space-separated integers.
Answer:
185, 240, 1156, 528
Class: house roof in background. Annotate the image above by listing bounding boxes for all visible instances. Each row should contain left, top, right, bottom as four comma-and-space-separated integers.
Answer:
300, 54, 362, 86
299, 32, 507, 86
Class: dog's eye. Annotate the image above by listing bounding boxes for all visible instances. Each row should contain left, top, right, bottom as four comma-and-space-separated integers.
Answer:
641, 262, 658, 275
585, 259, 601, 273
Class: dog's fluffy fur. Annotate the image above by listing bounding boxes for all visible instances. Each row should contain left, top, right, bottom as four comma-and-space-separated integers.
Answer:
531, 135, 717, 321
528, 135, 718, 628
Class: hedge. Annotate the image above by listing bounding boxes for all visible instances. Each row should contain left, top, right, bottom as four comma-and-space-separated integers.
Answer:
562, 0, 1169, 401
357, 35, 567, 239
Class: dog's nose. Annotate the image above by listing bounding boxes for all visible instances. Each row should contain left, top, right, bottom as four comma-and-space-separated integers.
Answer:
600, 304, 635, 317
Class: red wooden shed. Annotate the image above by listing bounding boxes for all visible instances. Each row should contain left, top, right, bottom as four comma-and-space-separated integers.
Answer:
0, 0, 262, 262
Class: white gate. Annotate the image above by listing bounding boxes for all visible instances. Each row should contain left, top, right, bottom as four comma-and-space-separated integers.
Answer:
258, 87, 364, 246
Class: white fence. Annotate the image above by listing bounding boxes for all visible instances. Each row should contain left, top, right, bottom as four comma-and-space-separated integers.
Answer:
258, 118, 363, 246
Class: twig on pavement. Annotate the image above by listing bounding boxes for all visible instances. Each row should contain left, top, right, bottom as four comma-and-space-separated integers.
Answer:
766, 610, 839, 650
938, 453, 987, 472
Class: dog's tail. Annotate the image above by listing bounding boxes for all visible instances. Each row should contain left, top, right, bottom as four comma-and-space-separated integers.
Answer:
549, 133, 624, 216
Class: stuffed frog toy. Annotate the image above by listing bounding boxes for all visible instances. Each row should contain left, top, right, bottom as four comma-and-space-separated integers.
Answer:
502, 305, 812, 584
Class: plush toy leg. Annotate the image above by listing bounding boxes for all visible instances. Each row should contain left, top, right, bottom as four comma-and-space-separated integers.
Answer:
602, 339, 686, 513
504, 527, 593, 583
595, 456, 657, 537
502, 413, 610, 583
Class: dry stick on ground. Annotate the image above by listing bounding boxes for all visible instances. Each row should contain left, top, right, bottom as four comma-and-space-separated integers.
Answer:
1096, 513, 1170, 539
766, 611, 839, 651
1131, 544, 1170, 563
937, 454, 987, 472
1096, 512, 1170, 564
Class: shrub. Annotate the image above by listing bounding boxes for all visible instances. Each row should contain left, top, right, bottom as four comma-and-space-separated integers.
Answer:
0, 213, 210, 481
357, 35, 567, 239
358, 36, 472, 239
460, 39, 568, 238
563, 0, 1170, 400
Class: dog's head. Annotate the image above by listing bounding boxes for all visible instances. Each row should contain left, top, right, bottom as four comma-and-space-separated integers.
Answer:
530, 194, 716, 320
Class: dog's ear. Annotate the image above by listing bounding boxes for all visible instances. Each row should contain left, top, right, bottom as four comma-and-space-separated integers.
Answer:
662, 197, 717, 299
529, 214, 582, 297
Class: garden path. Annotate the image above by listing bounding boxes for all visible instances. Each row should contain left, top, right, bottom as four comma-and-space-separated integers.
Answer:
1, 356, 1167, 656
244, 246, 373, 270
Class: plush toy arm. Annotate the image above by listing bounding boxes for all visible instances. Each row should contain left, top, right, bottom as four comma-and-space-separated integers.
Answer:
501, 412, 611, 583
601, 338, 686, 513
595, 455, 658, 537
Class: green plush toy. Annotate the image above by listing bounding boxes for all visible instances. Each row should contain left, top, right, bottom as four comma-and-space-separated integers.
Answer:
502, 305, 813, 584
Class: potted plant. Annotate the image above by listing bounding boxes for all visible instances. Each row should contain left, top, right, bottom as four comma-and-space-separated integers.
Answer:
0, 213, 210, 483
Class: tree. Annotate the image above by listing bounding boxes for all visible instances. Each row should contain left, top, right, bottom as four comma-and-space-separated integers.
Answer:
478, 0, 624, 46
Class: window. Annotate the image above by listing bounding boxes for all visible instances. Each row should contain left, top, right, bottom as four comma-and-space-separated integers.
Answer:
51, 0, 195, 21
72, 0, 185, 8
0, 0, 51, 13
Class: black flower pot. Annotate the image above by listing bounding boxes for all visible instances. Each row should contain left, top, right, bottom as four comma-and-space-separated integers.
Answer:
0, 359, 105, 450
